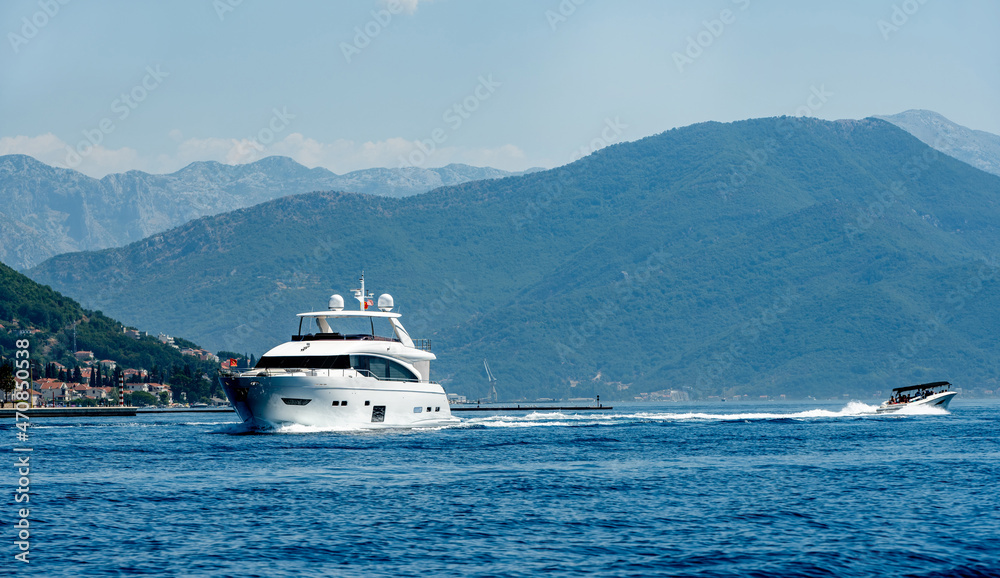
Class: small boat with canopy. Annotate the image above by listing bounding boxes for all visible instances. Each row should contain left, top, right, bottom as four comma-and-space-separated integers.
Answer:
876, 381, 957, 413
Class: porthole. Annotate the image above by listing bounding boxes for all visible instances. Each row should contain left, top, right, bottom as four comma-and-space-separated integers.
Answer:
413, 407, 423, 413
435, 407, 440, 412
365, 400, 370, 406
341, 400, 348, 406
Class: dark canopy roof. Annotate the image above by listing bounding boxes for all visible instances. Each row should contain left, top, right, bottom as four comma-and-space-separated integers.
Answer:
891, 381, 951, 393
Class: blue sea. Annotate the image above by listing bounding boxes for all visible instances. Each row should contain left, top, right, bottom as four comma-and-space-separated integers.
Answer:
5, 399, 1000, 577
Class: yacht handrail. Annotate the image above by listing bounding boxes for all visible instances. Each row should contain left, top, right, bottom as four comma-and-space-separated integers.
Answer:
220, 366, 432, 384
291, 333, 401, 342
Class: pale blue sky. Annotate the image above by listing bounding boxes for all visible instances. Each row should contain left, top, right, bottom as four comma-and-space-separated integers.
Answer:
2, 0, 997, 177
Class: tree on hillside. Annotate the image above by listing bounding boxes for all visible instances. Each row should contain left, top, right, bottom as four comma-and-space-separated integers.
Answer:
0, 364, 15, 406
129, 391, 158, 407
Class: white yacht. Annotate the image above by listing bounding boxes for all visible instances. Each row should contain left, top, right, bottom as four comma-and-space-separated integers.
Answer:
220, 274, 459, 429
876, 381, 958, 414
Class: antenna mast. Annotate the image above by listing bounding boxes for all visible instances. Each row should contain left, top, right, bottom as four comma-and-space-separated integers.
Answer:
351, 271, 374, 311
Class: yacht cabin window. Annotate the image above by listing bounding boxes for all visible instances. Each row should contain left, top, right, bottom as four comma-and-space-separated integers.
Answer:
255, 354, 418, 381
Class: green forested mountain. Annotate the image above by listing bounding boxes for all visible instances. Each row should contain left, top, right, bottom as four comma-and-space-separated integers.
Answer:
25, 117, 1000, 400
0, 262, 222, 402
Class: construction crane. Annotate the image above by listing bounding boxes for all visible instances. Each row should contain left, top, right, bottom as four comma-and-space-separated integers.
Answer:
483, 359, 499, 403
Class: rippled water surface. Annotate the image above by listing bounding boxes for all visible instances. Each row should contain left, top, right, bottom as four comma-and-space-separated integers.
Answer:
6, 399, 1000, 577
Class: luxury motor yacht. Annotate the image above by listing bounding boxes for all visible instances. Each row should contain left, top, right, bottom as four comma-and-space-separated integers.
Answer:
876, 381, 957, 414
220, 273, 459, 429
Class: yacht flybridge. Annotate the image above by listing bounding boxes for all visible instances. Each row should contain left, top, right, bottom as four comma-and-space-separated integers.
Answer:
220, 273, 458, 429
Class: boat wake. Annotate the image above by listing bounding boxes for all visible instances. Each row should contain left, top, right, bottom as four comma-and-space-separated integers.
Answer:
449, 401, 927, 429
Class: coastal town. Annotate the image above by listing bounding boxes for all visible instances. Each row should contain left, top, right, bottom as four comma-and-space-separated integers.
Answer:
1, 326, 225, 408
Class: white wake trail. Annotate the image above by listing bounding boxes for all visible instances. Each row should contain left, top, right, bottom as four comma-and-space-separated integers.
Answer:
457, 401, 886, 428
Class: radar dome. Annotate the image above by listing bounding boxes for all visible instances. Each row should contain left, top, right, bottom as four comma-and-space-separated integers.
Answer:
328, 294, 344, 311
378, 293, 394, 312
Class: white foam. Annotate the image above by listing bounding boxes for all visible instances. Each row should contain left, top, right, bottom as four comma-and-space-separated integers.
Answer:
274, 422, 369, 433
454, 401, 885, 428
182, 421, 240, 426
843, 400, 880, 414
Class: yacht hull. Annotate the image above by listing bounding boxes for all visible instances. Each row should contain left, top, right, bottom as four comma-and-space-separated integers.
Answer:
876, 391, 957, 413
220, 372, 458, 429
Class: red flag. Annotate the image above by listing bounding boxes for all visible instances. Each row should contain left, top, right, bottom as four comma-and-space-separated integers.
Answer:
364, 299, 373, 310
228, 358, 238, 367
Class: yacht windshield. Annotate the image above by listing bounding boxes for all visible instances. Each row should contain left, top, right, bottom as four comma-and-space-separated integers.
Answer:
299, 316, 398, 339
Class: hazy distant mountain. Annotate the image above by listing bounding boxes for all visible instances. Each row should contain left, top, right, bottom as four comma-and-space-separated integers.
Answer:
876, 110, 1000, 177
0, 155, 541, 269
28, 117, 1000, 401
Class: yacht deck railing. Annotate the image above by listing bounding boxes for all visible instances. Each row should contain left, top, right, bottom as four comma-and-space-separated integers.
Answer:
220, 367, 433, 384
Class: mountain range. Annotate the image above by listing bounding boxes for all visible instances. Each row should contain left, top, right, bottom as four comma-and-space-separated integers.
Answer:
0, 155, 539, 270
25, 116, 1000, 401
877, 109, 1000, 178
